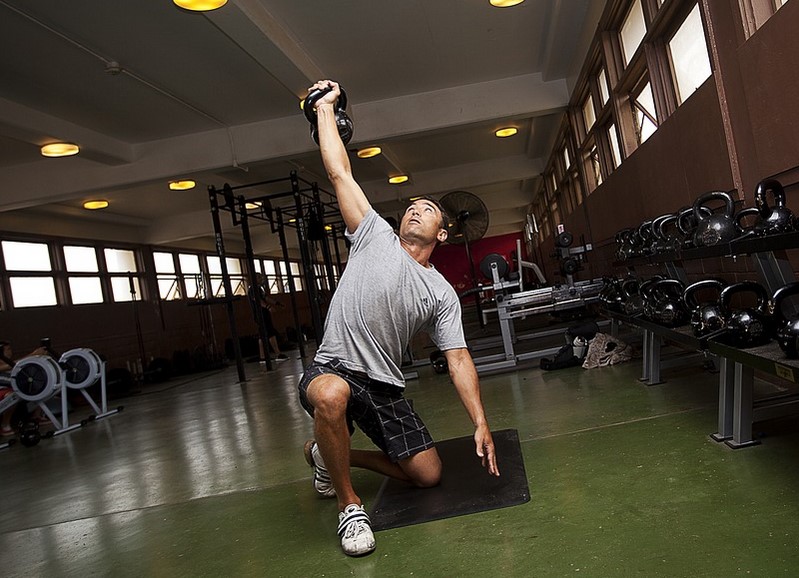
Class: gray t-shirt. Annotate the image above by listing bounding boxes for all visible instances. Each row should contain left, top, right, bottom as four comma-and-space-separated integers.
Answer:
314, 209, 466, 387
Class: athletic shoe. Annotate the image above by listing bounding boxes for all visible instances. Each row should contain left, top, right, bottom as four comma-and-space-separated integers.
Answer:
303, 440, 336, 497
337, 503, 376, 556
276, 353, 289, 361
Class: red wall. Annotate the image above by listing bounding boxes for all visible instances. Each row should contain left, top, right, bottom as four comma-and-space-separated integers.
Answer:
430, 231, 524, 293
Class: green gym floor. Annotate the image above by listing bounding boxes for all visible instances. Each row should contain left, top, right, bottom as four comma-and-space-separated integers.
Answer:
3, 342, 799, 577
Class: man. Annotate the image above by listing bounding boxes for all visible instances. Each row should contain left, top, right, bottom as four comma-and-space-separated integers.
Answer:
248, 273, 288, 362
297, 80, 499, 557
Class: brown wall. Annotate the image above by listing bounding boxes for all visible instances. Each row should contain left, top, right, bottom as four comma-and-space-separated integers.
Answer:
557, 0, 799, 283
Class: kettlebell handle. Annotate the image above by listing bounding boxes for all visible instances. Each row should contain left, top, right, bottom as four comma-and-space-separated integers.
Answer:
683, 279, 725, 311
755, 178, 786, 216
719, 281, 769, 313
303, 85, 348, 124
693, 190, 735, 220
651, 278, 684, 299
772, 282, 799, 323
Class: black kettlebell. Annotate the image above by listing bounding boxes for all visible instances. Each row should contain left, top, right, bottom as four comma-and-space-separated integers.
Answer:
718, 281, 774, 348
600, 277, 625, 311
692, 191, 737, 247
676, 205, 712, 249
429, 350, 448, 374
652, 213, 679, 254
648, 279, 688, 327
303, 84, 354, 145
640, 276, 665, 321
754, 178, 795, 235
683, 279, 727, 337
772, 282, 799, 358
19, 421, 41, 448
621, 278, 644, 316
614, 228, 636, 261
734, 206, 761, 240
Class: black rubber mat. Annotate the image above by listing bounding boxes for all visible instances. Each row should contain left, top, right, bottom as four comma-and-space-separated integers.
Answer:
369, 428, 530, 531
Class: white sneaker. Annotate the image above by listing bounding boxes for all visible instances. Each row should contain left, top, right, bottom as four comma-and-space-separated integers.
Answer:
303, 440, 336, 498
337, 504, 376, 556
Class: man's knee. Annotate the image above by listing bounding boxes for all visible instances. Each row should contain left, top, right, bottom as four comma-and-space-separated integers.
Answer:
306, 374, 350, 418
401, 449, 442, 488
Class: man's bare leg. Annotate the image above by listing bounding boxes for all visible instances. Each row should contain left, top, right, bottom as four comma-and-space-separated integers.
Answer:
350, 448, 442, 488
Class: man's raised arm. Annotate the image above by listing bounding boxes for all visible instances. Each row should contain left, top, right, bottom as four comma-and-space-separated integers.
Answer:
311, 80, 370, 234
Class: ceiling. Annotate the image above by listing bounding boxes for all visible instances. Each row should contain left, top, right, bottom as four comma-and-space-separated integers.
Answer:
0, 0, 604, 256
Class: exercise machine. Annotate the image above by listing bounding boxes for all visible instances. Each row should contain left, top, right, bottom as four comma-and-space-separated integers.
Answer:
0, 348, 123, 441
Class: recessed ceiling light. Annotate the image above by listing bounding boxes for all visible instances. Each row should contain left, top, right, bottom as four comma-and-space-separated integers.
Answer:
245, 201, 262, 210
41, 143, 80, 157
83, 200, 109, 210
169, 180, 196, 191
490, 0, 525, 6
388, 175, 409, 185
357, 147, 382, 159
495, 127, 518, 138
173, 0, 227, 11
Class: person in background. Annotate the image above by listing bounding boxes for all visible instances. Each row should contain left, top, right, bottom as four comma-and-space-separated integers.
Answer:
249, 273, 288, 362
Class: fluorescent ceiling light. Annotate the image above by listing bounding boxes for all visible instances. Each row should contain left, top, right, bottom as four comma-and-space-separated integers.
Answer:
83, 200, 109, 210
169, 180, 196, 191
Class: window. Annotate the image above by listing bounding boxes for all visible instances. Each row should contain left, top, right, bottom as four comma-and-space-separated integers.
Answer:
207, 256, 246, 297
608, 124, 623, 169
668, 4, 712, 104
632, 80, 658, 143
582, 94, 596, 133
597, 68, 610, 107
105, 248, 140, 302
64, 245, 103, 305
179, 253, 202, 299
154, 251, 181, 301
620, 0, 646, 66
262, 259, 282, 294
562, 145, 571, 169
586, 144, 603, 191
1, 241, 57, 308
739, 0, 790, 37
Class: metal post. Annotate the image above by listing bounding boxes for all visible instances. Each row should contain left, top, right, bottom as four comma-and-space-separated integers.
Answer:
312, 185, 337, 293
276, 207, 307, 359
292, 172, 325, 343
239, 196, 273, 372
208, 186, 246, 383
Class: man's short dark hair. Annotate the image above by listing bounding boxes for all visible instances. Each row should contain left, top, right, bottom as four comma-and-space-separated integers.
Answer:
414, 196, 449, 231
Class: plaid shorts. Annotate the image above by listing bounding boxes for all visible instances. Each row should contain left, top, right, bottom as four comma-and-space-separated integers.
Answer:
297, 359, 434, 462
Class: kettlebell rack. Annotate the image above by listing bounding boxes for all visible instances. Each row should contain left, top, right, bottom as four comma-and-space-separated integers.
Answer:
606, 230, 799, 449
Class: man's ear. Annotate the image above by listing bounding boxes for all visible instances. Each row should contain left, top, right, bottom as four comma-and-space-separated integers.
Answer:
437, 228, 448, 243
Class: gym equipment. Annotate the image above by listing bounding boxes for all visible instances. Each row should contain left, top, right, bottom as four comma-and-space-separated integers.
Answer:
734, 206, 761, 238
621, 277, 647, 316
754, 178, 795, 235
646, 279, 688, 327
772, 282, 799, 358
677, 204, 713, 249
303, 84, 354, 145
692, 191, 737, 247
18, 421, 41, 447
717, 281, 774, 348
0, 348, 122, 438
472, 252, 604, 373
650, 213, 679, 254
369, 429, 528, 532
59, 348, 123, 426
553, 230, 592, 280
599, 277, 625, 312
429, 350, 448, 374
683, 279, 727, 337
